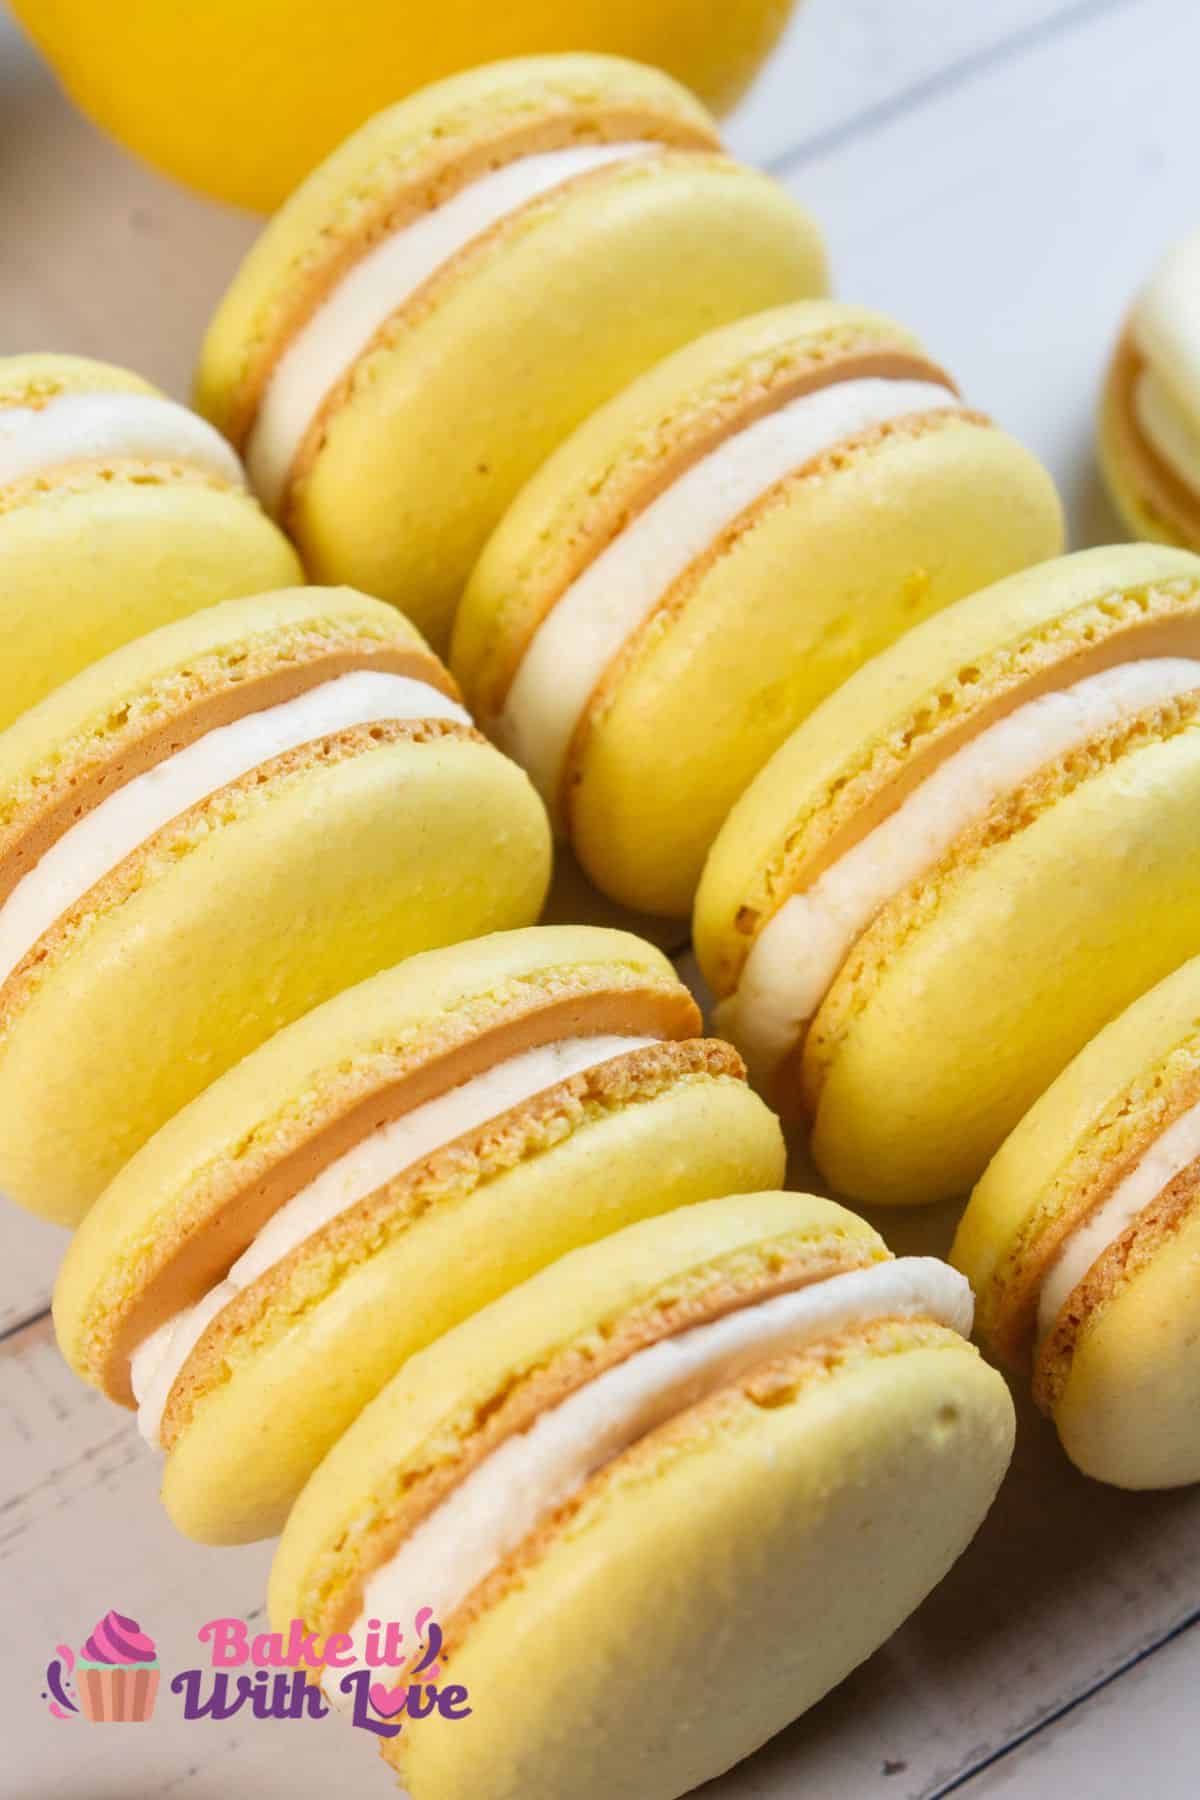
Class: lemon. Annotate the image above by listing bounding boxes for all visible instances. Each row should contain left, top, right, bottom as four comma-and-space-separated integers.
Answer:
11, 0, 797, 212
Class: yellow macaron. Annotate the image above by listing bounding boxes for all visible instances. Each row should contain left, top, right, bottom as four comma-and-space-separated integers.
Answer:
697, 543, 1200, 1206
0, 589, 550, 1226
955, 952, 1200, 1489
0, 353, 301, 731
271, 1190, 1014, 1800
195, 55, 828, 652
1100, 230, 1200, 551
54, 927, 786, 1544
452, 300, 1064, 917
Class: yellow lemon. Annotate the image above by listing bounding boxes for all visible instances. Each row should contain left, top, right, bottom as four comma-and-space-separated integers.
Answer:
11, 0, 798, 212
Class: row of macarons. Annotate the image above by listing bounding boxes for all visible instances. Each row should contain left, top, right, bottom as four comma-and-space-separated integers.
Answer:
13, 530, 1200, 1237
4, 55, 1200, 1794
39, 903, 1200, 1794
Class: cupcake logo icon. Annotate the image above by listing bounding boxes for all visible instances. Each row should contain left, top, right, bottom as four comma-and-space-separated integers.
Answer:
44, 1612, 160, 1723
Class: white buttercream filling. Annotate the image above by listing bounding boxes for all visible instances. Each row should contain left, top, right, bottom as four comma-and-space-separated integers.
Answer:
246, 141, 658, 513
1036, 1095, 1200, 1343
0, 670, 470, 990
325, 1255, 973, 1706
498, 376, 960, 811
719, 658, 1200, 1081
1131, 231, 1200, 498
130, 1034, 657, 1446
0, 389, 246, 490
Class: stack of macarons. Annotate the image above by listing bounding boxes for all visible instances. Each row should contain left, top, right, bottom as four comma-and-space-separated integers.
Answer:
0, 587, 550, 1224
54, 926, 787, 1541
699, 543, 1200, 1206
452, 298, 1063, 915
0, 353, 301, 729
195, 53, 829, 652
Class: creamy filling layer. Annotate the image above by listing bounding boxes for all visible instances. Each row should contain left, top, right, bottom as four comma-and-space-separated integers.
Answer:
0, 389, 246, 491
246, 141, 659, 513
1131, 231, 1200, 497
0, 670, 470, 990
718, 657, 1200, 1081
1036, 1095, 1200, 1343
497, 376, 960, 811
130, 1034, 658, 1446
324, 1254, 973, 1706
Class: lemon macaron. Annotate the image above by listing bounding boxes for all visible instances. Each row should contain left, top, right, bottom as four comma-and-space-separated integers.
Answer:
271, 1190, 1014, 1800
0, 589, 550, 1225
0, 354, 301, 731
195, 55, 828, 651
54, 928, 785, 1544
955, 952, 1200, 1489
1100, 230, 1200, 552
698, 543, 1200, 1206
453, 300, 1064, 917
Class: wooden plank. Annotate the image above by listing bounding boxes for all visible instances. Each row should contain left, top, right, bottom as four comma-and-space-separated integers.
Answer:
769, 0, 1189, 551
729, 0, 1094, 167
950, 1617, 1200, 1799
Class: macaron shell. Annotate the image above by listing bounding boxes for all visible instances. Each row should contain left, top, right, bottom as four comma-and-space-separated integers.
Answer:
1052, 1201, 1200, 1488
0, 583, 439, 807
954, 954, 1200, 1344
451, 300, 923, 719
810, 722, 1200, 1207
0, 353, 160, 406
285, 157, 826, 649
0, 734, 550, 1224
390, 1335, 1013, 1800
570, 415, 1064, 916
0, 483, 303, 730
195, 53, 723, 431
55, 923, 690, 1393
161, 1069, 786, 1543
271, 1188, 885, 1617
694, 542, 1194, 996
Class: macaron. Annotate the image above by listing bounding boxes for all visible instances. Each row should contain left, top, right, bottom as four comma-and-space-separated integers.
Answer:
0, 353, 301, 730
1100, 230, 1200, 551
54, 927, 786, 1544
697, 543, 1200, 1206
0, 588, 550, 1226
271, 1191, 1014, 1800
955, 952, 1200, 1489
452, 300, 1064, 917
194, 54, 828, 651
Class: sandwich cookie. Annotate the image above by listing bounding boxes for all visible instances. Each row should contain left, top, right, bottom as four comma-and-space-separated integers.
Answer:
54, 928, 786, 1543
1101, 231, 1200, 551
195, 54, 828, 651
697, 544, 1200, 1206
955, 952, 1200, 1488
453, 301, 1064, 916
0, 354, 301, 730
271, 1191, 1014, 1800
0, 588, 550, 1226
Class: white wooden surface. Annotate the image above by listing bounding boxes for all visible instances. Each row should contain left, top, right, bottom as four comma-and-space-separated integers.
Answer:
2, 1, 1199, 1794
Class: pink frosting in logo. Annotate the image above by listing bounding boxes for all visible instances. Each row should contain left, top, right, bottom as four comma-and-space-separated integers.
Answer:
81, 1612, 157, 1666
